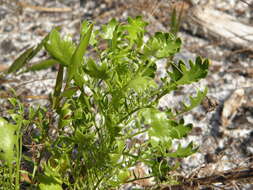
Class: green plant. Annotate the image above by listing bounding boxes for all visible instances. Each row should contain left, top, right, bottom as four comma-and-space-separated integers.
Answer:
0, 98, 28, 190
2, 16, 209, 189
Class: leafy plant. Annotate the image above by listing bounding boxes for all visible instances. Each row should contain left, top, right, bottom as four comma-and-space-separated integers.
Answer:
1, 16, 209, 189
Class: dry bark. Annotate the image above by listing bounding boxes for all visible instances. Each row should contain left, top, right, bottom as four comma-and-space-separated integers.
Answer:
182, 4, 253, 50
161, 167, 253, 190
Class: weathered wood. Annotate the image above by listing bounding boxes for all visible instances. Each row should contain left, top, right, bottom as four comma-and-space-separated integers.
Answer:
183, 5, 253, 50
161, 167, 253, 190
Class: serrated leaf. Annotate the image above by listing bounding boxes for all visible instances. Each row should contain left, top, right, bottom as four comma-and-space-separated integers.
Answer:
167, 120, 192, 139
81, 21, 97, 45
101, 18, 119, 40
175, 57, 209, 85
84, 58, 109, 79
126, 76, 157, 93
166, 142, 198, 158
0, 117, 18, 166
140, 109, 192, 147
25, 59, 58, 72
179, 88, 208, 114
124, 16, 147, 46
143, 32, 181, 58
44, 29, 76, 66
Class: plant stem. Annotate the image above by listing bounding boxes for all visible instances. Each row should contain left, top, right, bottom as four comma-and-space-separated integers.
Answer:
53, 64, 64, 109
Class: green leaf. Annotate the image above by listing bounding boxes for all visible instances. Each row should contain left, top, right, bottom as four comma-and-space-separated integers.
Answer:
61, 87, 78, 98
124, 16, 148, 46
139, 109, 192, 147
44, 29, 76, 66
84, 58, 109, 80
81, 21, 97, 45
8, 47, 34, 73
173, 57, 209, 85
179, 88, 208, 114
39, 176, 63, 190
0, 117, 18, 166
140, 60, 157, 78
67, 24, 93, 85
8, 33, 49, 73
166, 142, 198, 158
39, 163, 63, 190
126, 76, 157, 93
109, 153, 121, 164
167, 119, 192, 139
143, 32, 181, 58
117, 169, 130, 183
101, 18, 119, 40
25, 59, 58, 72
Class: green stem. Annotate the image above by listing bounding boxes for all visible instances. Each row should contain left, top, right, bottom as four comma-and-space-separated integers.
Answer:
53, 64, 64, 109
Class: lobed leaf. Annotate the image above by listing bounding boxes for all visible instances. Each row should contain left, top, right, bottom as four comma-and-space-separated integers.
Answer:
170, 56, 209, 85
123, 16, 148, 46
179, 87, 208, 114
140, 109, 192, 147
126, 76, 157, 94
143, 32, 181, 58
100, 18, 119, 40
44, 29, 76, 66
166, 142, 198, 158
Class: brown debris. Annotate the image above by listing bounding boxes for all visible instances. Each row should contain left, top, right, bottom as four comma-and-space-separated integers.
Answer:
161, 167, 253, 190
221, 89, 245, 127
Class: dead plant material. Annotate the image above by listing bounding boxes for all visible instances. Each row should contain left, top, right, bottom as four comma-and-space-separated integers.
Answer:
161, 167, 253, 190
221, 89, 245, 127
0, 64, 9, 72
183, 5, 253, 50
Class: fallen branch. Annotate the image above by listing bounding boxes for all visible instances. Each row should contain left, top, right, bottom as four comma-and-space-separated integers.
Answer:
183, 4, 253, 50
161, 167, 253, 190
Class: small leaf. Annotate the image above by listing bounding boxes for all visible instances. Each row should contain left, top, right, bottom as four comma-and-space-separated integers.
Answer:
39, 176, 63, 190
174, 57, 209, 85
143, 32, 181, 58
81, 21, 97, 45
84, 59, 109, 80
39, 163, 63, 190
166, 142, 198, 158
179, 88, 208, 114
117, 169, 130, 183
140, 109, 192, 147
124, 16, 148, 46
61, 87, 78, 98
101, 18, 119, 40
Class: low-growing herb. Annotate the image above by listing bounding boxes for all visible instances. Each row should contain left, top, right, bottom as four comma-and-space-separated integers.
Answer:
1, 16, 209, 189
